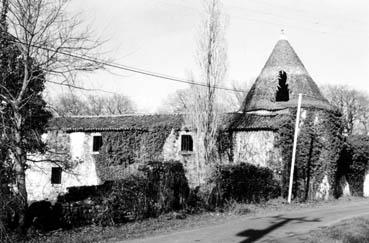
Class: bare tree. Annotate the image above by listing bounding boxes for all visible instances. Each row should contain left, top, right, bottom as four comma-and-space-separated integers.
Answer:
321, 84, 369, 135
158, 79, 250, 114
50, 92, 89, 116
51, 93, 136, 116
0, 0, 104, 230
184, 0, 227, 184
229, 79, 252, 110
88, 94, 136, 115
157, 88, 193, 114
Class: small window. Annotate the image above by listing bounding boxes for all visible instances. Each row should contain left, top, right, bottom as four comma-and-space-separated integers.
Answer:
276, 70, 289, 102
51, 167, 62, 184
181, 135, 193, 152
92, 135, 103, 152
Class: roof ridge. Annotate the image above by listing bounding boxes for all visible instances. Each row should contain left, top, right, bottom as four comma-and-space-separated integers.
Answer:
54, 113, 185, 119
242, 37, 330, 112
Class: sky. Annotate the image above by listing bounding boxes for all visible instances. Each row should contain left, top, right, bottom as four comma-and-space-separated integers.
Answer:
53, 0, 369, 113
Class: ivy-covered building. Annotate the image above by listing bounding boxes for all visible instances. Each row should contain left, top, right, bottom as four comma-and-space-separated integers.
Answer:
26, 36, 351, 202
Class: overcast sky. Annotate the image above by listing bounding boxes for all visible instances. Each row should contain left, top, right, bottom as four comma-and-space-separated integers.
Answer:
54, 0, 369, 112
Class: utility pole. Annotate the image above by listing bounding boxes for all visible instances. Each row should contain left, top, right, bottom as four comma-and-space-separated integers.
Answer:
288, 93, 303, 204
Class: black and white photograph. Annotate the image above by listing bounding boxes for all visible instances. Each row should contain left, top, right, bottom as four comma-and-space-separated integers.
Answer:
0, 0, 368, 242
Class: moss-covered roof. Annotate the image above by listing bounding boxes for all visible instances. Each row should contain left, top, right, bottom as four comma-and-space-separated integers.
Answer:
242, 39, 331, 112
48, 114, 183, 132
48, 112, 286, 133
226, 112, 290, 131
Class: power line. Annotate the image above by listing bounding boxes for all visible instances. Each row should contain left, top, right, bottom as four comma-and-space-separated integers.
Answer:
46, 80, 116, 94
6, 37, 247, 93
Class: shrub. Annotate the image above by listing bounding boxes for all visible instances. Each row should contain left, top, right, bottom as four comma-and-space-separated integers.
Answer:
143, 161, 189, 212
208, 163, 280, 207
57, 183, 113, 203
99, 161, 190, 225
55, 160, 190, 228
0, 158, 21, 242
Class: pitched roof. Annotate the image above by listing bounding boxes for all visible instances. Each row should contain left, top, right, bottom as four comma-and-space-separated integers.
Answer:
242, 38, 331, 111
226, 112, 290, 131
48, 112, 282, 133
48, 114, 183, 132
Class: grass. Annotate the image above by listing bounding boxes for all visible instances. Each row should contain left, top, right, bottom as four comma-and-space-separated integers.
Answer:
24, 197, 369, 243
299, 216, 369, 243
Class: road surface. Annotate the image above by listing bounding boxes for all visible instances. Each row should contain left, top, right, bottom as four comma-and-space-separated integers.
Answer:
120, 200, 369, 243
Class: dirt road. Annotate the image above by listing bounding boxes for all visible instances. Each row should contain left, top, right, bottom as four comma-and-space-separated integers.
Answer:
120, 200, 369, 243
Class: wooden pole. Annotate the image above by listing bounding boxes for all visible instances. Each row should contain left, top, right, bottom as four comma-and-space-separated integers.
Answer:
288, 93, 303, 204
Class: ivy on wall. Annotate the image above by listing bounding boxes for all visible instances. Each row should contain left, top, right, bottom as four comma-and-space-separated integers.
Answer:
93, 126, 177, 179
275, 108, 344, 201
216, 131, 233, 162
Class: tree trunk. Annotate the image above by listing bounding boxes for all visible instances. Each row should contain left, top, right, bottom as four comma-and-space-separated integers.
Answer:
12, 110, 28, 233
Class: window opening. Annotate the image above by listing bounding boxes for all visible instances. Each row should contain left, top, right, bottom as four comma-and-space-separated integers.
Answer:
51, 167, 62, 184
275, 70, 289, 101
181, 135, 193, 152
92, 135, 103, 152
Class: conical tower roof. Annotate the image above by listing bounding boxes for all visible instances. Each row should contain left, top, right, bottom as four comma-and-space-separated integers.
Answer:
242, 37, 330, 111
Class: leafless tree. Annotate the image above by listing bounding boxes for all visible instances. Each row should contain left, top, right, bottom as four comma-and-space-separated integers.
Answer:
87, 94, 136, 116
49, 92, 89, 116
184, 0, 228, 184
321, 84, 369, 135
157, 88, 194, 114
158, 78, 251, 114
51, 93, 136, 116
229, 79, 252, 110
0, 0, 105, 229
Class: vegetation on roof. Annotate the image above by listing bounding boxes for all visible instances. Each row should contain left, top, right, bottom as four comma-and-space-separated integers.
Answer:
242, 39, 331, 112
48, 114, 183, 132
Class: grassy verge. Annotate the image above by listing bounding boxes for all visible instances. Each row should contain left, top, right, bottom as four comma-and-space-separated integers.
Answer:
297, 216, 369, 243
25, 197, 368, 243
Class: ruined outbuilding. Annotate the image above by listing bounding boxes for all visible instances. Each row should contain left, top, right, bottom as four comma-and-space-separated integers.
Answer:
26, 36, 353, 202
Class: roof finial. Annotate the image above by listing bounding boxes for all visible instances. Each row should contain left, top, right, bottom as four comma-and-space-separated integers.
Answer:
280, 29, 287, 40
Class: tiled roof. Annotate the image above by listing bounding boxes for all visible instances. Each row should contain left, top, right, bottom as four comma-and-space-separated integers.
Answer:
48, 112, 293, 133
48, 114, 183, 132
242, 39, 331, 112
227, 112, 290, 131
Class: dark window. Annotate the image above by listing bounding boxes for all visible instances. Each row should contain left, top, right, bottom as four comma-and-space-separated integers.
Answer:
276, 70, 289, 101
92, 135, 103, 152
51, 167, 62, 184
181, 135, 193, 152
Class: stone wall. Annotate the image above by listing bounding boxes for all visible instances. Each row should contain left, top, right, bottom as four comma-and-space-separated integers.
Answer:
233, 130, 281, 168
26, 131, 101, 203
364, 173, 369, 197
163, 130, 202, 187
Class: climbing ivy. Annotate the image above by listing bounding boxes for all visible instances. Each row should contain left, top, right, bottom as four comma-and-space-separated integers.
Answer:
94, 126, 177, 179
275, 108, 344, 201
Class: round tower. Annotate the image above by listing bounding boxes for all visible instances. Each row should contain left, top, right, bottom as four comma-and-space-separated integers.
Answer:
232, 33, 341, 201
242, 34, 331, 113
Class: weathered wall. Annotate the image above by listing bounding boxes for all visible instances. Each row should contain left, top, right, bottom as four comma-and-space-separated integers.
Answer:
315, 174, 330, 200
363, 173, 369, 197
26, 131, 101, 202
233, 130, 281, 168
163, 130, 203, 187
339, 176, 351, 197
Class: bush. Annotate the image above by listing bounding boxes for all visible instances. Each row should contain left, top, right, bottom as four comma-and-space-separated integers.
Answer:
208, 163, 280, 207
55, 160, 190, 228
0, 159, 22, 242
99, 161, 190, 225
57, 182, 113, 203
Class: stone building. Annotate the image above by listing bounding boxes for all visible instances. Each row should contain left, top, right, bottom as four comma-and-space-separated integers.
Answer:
26, 36, 351, 202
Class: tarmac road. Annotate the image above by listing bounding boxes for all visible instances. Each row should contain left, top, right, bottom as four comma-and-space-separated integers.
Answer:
120, 200, 369, 243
